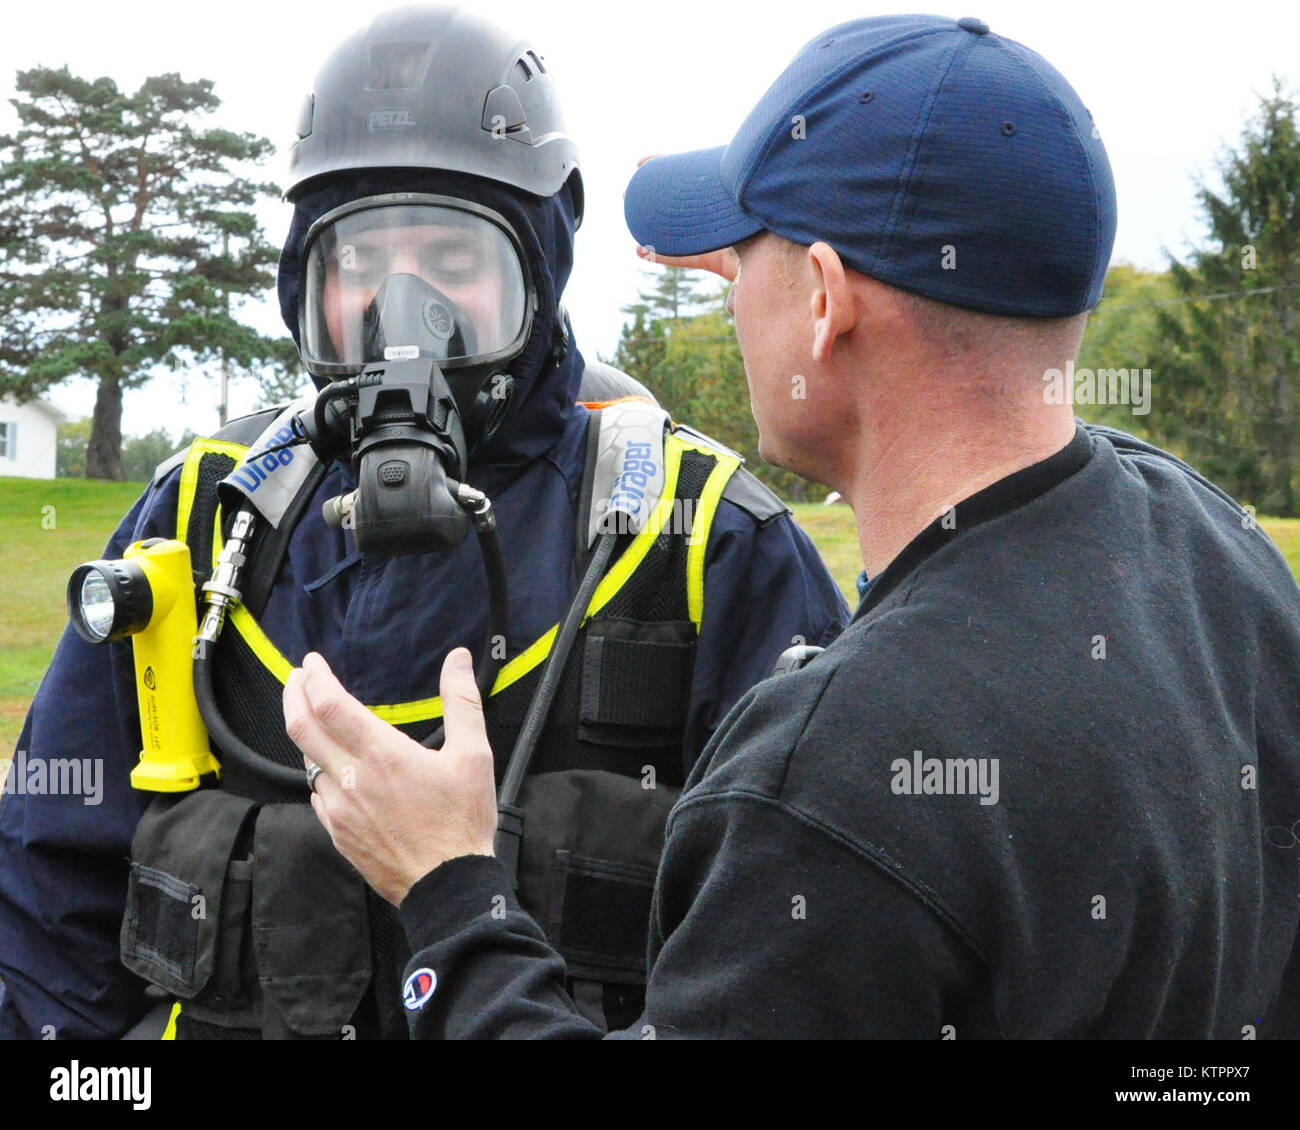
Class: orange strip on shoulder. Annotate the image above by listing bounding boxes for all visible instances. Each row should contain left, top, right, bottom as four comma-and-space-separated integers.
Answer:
576, 395, 657, 410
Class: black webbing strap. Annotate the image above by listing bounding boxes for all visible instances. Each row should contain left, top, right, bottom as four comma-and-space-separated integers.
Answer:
179, 406, 292, 597
187, 448, 330, 621
186, 453, 239, 590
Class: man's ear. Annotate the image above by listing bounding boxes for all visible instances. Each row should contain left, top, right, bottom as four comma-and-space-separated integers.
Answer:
808, 242, 855, 365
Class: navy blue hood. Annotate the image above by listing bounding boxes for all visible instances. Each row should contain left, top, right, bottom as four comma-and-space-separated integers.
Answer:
277, 170, 584, 493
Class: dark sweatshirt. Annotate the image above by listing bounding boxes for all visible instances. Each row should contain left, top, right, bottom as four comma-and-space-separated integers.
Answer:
397, 424, 1300, 1038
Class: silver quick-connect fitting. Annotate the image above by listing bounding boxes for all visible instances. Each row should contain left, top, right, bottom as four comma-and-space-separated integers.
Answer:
197, 508, 258, 645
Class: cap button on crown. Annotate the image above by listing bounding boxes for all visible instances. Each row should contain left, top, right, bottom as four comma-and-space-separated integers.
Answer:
956, 17, 990, 34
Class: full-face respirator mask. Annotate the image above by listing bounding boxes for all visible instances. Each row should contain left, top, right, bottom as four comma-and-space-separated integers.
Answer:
292, 192, 535, 556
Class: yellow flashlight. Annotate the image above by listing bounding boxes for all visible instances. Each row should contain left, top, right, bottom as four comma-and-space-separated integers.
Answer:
67, 538, 221, 791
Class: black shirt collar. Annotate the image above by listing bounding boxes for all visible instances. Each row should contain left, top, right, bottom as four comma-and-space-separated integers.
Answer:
853, 424, 1094, 620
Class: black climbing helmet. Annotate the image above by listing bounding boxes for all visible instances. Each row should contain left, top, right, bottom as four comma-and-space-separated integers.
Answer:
286, 4, 584, 225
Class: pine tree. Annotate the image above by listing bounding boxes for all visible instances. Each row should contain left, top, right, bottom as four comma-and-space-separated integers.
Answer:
1148, 79, 1300, 514
609, 268, 715, 415
0, 66, 297, 479
641, 265, 709, 321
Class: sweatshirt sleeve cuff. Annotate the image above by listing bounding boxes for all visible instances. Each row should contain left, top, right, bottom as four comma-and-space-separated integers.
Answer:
398, 854, 520, 953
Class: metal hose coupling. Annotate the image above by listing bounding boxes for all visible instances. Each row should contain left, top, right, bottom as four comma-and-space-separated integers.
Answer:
455, 482, 497, 533
322, 490, 356, 530
197, 508, 257, 646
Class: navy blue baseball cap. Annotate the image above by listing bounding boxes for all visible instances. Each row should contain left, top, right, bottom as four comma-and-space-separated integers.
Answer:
624, 15, 1116, 317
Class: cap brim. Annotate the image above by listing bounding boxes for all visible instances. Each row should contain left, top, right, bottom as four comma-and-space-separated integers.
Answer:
623, 146, 763, 257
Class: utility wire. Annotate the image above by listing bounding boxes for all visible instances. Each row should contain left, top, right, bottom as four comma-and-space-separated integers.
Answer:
1097, 281, 1300, 312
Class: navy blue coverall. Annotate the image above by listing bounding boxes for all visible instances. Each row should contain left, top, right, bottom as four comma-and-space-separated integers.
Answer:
0, 169, 850, 1038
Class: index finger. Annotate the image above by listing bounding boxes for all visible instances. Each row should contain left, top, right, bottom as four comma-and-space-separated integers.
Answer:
284, 653, 386, 771
636, 243, 739, 282
284, 664, 353, 775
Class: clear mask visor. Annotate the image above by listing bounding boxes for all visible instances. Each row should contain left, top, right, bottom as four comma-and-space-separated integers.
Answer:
301, 200, 529, 370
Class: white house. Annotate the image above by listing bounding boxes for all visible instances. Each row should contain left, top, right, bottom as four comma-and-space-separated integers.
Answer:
0, 395, 68, 479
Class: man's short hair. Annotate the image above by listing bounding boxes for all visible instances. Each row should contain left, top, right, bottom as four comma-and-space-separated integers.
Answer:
771, 232, 1088, 363
892, 288, 1090, 363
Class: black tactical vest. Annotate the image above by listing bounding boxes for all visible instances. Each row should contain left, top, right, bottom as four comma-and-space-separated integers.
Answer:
119, 395, 783, 1038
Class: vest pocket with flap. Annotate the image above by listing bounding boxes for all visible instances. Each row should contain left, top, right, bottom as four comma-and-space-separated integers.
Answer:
515, 769, 681, 985
122, 790, 374, 1038
121, 790, 258, 1004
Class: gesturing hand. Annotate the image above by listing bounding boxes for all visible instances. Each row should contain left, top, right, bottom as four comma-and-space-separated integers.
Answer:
635, 241, 739, 281
283, 648, 498, 906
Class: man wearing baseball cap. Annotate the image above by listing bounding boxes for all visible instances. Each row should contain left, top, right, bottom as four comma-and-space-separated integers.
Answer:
288, 15, 1300, 1038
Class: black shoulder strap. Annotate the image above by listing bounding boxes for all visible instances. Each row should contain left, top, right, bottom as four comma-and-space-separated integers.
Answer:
219, 404, 333, 619
234, 458, 333, 619
215, 406, 286, 446
720, 466, 789, 526
181, 403, 331, 619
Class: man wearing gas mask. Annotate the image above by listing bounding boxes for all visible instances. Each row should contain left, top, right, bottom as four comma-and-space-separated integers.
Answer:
0, 6, 849, 1040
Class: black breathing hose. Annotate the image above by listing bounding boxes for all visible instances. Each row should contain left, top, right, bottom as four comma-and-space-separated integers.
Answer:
194, 485, 510, 794
420, 486, 509, 750
311, 372, 382, 448
194, 638, 311, 792
488, 528, 618, 881
193, 489, 616, 887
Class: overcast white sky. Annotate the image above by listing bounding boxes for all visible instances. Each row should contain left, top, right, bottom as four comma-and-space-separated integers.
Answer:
0, 0, 1289, 440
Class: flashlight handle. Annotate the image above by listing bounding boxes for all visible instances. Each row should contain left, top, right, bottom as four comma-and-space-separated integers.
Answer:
124, 540, 221, 791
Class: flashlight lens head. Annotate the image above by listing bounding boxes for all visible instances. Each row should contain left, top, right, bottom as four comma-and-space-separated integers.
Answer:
79, 572, 116, 640
67, 559, 152, 644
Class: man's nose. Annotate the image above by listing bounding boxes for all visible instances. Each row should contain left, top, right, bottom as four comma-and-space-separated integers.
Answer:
392, 249, 421, 275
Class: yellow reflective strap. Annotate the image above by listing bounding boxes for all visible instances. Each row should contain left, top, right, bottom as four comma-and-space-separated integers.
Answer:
161, 1001, 180, 1040
213, 528, 568, 719
212, 495, 300, 683
583, 434, 685, 616
227, 603, 296, 683
674, 440, 742, 630
369, 625, 557, 724
175, 439, 249, 545
197, 431, 735, 726
362, 442, 689, 722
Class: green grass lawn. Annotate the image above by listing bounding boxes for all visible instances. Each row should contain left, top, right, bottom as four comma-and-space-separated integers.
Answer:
790, 503, 862, 604
1264, 518, 1300, 576
2, 477, 1298, 754
795, 506, 1300, 605
0, 476, 146, 752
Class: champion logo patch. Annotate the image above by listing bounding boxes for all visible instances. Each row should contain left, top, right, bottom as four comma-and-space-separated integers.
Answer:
403, 967, 437, 1011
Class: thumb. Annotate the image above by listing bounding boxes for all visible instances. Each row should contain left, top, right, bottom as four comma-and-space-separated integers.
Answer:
440, 648, 489, 753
